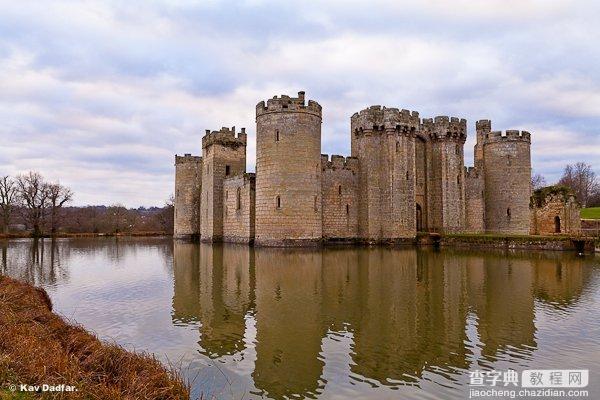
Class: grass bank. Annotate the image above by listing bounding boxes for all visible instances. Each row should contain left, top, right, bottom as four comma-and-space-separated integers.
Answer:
0, 276, 189, 399
581, 207, 600, 219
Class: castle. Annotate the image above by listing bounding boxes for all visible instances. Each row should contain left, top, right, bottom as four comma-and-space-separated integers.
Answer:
174, 91, 532, 246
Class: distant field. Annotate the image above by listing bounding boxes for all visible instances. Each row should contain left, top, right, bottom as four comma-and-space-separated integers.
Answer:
581, 207, 600, 219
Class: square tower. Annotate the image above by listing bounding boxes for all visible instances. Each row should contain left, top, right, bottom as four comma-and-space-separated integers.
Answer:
200, 127, 247, 242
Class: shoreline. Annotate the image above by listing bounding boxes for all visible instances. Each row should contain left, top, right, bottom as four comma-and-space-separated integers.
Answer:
2, 232, 598, 253
0, 276, 189, 399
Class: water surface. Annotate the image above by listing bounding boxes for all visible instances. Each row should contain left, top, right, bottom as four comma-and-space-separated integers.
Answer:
2, 238, 599, 399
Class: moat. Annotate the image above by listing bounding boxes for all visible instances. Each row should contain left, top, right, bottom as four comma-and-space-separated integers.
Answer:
2, 237, 599, 399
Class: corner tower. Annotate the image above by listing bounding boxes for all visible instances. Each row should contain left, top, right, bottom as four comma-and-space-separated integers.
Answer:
200, 127, 247, 242
483, 130, 531, 234
174, 154, 202, 239
255, 91, 322, 246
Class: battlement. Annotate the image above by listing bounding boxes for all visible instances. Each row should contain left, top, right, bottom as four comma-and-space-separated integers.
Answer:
256, 91, 322, 118
484, 130, 531, 144
421, 116, 467, 141
321, 154, 359, 173
201, 126, 247, 149
351, 106, 420, 134
476, 119, 492, 132
175, 153, 202, 164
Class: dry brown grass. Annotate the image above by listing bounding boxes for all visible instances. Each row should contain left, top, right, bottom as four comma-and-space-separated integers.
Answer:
0, 276, 189, 399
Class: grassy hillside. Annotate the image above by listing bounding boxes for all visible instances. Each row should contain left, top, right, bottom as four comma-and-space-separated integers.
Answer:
581, 207, 600, 219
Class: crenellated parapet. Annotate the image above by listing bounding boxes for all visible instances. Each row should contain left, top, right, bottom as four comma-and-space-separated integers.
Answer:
475, 119, 492, 133
175, 153, 202, 164
256, 91, 322, 118
202, 126, 247, 149
321, 154, 359, 174
484, 130, 531, 144
421, 116, 467, 142
351, 106, 420, 135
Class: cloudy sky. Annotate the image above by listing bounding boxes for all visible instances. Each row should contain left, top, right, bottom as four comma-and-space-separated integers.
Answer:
1, 0, 599, 207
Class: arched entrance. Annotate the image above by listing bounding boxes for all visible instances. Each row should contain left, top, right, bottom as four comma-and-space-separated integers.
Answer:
554, 216, 561, 233
416, 203, 423, 232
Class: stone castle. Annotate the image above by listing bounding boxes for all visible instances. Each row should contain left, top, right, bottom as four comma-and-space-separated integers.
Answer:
174, 91, 533, 246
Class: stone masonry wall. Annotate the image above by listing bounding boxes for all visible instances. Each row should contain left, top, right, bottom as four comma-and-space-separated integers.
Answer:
255, 92, 323, 246
200, 127, 247, 242
530, 193, 581, 235
223, 173, 256, 243
465, 167, 485, 233
174, 154, 202, 239
483, 131, 531, 234
321, 155, 359, 240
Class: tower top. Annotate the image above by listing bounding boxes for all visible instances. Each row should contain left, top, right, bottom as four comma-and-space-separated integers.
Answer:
421, 116, 467, 142
351, 106, 420, 133
201, 126, 247, 149
256, 91, 322, 118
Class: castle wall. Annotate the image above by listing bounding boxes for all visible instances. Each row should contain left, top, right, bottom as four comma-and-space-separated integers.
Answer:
321, 155, 359, 240
483, 130, 531, 234
255, 92, 323, 246
530, 190, 581, 235
200, 127, 247, 242
174, 154, 202, 239
415, 137, 428, 231
223, 173, 256, 243
465, 167, 485, 233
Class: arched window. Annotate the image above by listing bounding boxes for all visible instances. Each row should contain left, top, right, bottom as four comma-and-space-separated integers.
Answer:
457, 174, 461, 185
276, 195, 281, 209
506, 208, 511, 219
554, 216, 561, 233
455, 144, 460, 155
225, 165, 230, 176
236, 187, 241, 210
276, 130, 280, 142
346, 204, 349, 215
406, 171, 409, 180
396, 142, 400, 152
338, 185, 342, 195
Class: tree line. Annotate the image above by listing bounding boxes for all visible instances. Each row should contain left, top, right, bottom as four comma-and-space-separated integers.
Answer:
0, 171, 174, 236
532, 162, 600, 207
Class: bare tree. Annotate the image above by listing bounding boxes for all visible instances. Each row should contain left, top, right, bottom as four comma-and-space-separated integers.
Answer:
16, 172, 50, 236
46, 182, 74, 235
0, 176, 18, 233
531, 173, 547, 190
155, 195, 175, 233
558, 162, 599, 207
107, 204, 128, 233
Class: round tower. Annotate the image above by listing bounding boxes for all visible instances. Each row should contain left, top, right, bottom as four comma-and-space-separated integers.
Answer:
483, 130, 532, 234
255, 91, 322, 246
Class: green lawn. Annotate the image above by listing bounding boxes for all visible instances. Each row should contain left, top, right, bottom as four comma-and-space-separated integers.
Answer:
581, 207, 600, 219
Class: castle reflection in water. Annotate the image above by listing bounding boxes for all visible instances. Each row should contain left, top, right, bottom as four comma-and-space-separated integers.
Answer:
171, 242, 591, 399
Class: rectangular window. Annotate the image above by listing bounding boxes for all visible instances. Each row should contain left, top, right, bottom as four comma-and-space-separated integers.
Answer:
225, 165, 230, 176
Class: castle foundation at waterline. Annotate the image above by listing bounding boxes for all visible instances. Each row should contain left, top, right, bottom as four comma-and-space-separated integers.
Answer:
174, 91, 534, 246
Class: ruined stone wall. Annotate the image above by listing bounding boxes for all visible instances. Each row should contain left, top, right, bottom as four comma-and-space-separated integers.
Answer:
200, 127, 247, 242
174, 154, 202, 239
321, 155, 358, 240
483, 130, 531, 234
223, 173, 256, 243
530, 191, 581, 235
351, 106, 420, 241
465, 167, 485, 233
255, 92, 322, 246
422, 117, 467, 233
